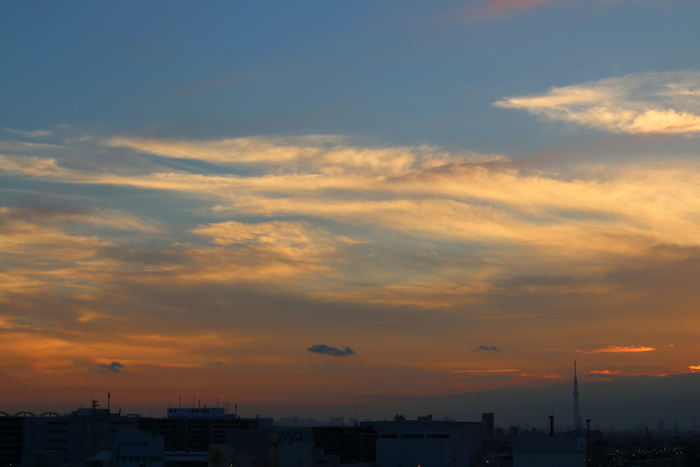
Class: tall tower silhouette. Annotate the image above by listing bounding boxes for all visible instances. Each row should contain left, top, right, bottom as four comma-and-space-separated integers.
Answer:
573, 361, 582, 431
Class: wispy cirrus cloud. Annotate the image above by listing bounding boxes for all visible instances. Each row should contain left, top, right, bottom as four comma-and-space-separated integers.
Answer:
191, 220, 357, 260
587, 369, 690, 378
576, 345, 656, 354
0, 202, 160, 233
458, 0, 558, 21
7, 143, 700, 260
495, 71, 700, 136
6, 134, 700, 307
2, 129, 700, 394
1, 127, 52, 138
104, 134, 493, 176
484, 0, 555, 14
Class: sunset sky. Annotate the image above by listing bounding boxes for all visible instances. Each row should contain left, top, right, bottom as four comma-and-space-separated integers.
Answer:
2, 0, 700, 424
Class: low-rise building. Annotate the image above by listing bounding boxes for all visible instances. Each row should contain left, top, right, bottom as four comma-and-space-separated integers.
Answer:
376, 431, 470, 467
23, 409, 138, 465
512, 435, 586, 467
110, 430, 164, 467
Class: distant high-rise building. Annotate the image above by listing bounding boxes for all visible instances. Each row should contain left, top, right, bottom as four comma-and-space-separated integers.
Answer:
482, 412, 495, 438
658, 419, 665, 432
573, 361, 582, 430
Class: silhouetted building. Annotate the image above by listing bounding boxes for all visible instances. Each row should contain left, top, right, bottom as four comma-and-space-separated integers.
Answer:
138, 416, 266, 452
88, 430, 165, 467
167, 408, 225, 419
137, 418, 185, 453
482, 412, 495, 438
226, 427, 313, 467
0, 415, 23, 466
205, 444, 263, 467
23, 408, 138, 465
686, 444, 700, 466
590, 439, 609, 466
513, 435, 586, 467
376, 431, 470, 467
17, 405, 270, 465
311, 426, 378, 463
360, 415, 483, 459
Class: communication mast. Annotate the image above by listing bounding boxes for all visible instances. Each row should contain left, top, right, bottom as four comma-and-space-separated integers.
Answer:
573, 361, 582, 431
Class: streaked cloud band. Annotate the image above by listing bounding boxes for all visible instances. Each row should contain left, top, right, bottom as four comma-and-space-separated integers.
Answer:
495, 71, 700, 135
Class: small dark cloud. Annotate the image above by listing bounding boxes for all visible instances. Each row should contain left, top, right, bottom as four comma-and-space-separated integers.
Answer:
0, 371, 6, 376
474, 345, 499, 352
307, 344, 357, 357
214, 361, 224, 365
90, 361, 123, 373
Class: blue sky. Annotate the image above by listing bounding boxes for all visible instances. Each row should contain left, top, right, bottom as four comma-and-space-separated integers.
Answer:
3, 1, 697, 150
2, 0, 700, 424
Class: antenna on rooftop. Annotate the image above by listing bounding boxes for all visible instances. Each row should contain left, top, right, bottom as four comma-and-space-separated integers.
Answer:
549, 415, 554, 436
